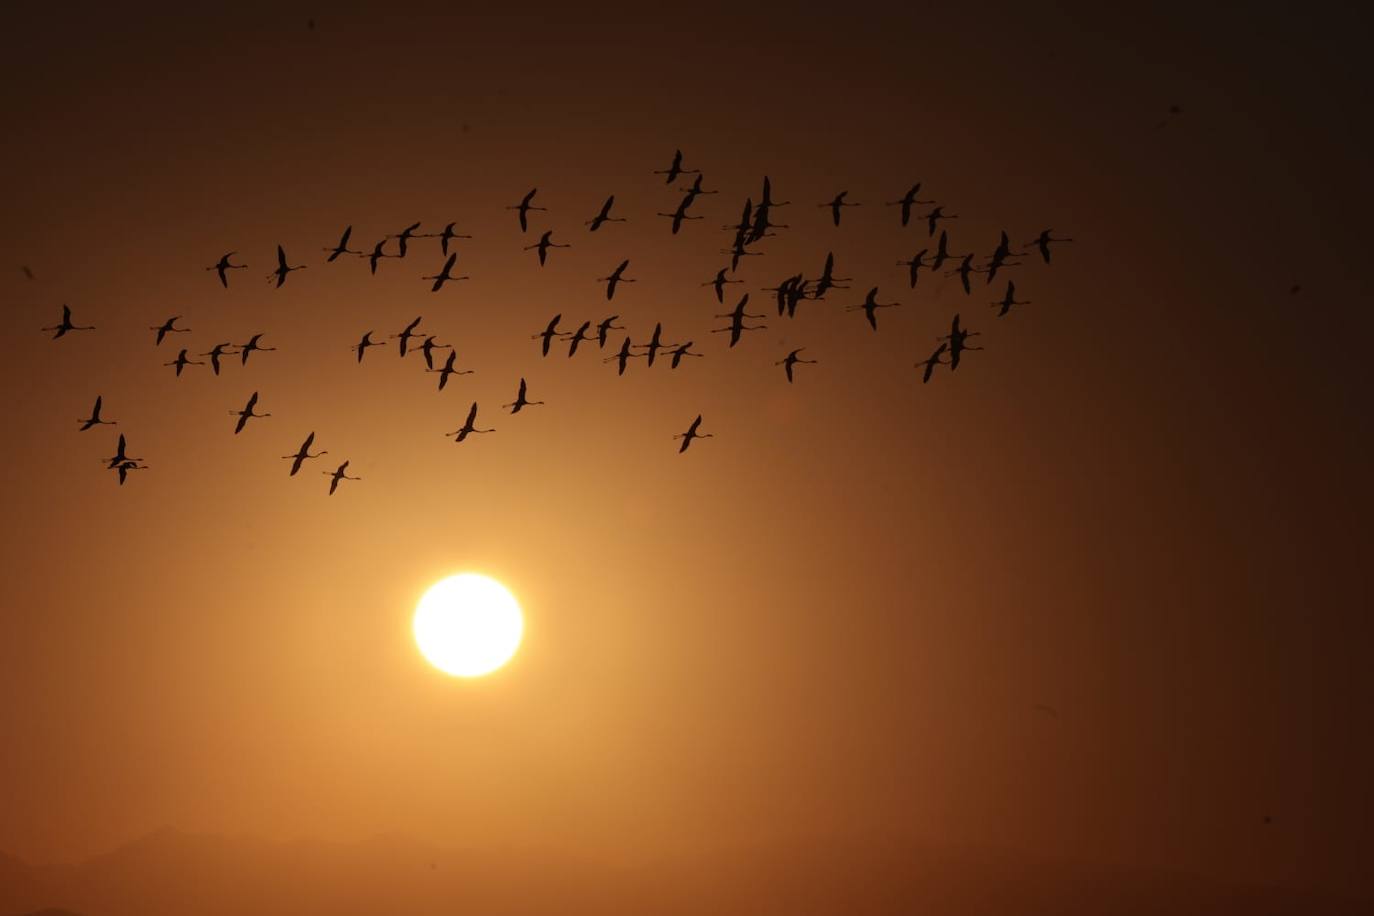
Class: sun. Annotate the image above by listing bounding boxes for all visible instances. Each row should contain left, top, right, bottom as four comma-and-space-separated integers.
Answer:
413, 574, 524, 677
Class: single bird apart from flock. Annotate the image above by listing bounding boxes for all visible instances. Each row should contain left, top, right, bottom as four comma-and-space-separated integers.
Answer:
775, 348, 818, 383
672, 414, 712, 453
1027, 229, 1073, 264
502, 378, 544, 414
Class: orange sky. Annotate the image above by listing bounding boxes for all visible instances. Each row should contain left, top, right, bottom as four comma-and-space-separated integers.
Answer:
0, 0, 1369, 904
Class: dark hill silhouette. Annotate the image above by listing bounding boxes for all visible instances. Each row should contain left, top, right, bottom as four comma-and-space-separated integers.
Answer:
1, 828, 1368, 916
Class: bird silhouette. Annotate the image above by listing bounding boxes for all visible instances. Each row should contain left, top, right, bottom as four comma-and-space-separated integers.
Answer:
566, 320, 594, 357
150, 316, 190, 346
886, 183, 935, 227
42, 305, 94, 339
585, 195, 626, 231
990, 280, 1030, 317
598, 259, 636, 300
361, 239, 396, 275
113, 460, 148, 486
667, 340, 704, 369
524, 229, 570, 266
820, 191, 861, 226
507, 188, 546, 232
930, 230, 964, 272
351, 331, 385, 363
711, 294, 766, 346
658, 198, 704, 235
595, 314, 623, 348
434, 222, 473, 255
323, 460, 361, 495
391, 316, 424, 357
897, 249, 928, 288
1027, 229, 1073, 264
764, 275, 802, 317
78, 395, 117, 431
984, 230, 1022, 285
323, 226, 361, 262
915, 342, 948, 384
603, 336, 642, 375
775, 348, 818, 383
653, 149, 698, 185
444, 402, 495, 442
282, 432, 327, 475
947, 254, 983, 294
720, 237, 763, 272
672, 414, 713, 453
206, 251, 247, 287
229, 391, 270, 434
164, 348, 204, 376
533, 313, 564, 356
502, 377, 544, 413
924, 206, 958, 237
813, 252, 851, 299
846, 287, 901, 331
418, 335, 453, 370
634, 322, 678, 368
267, 244, 306, 287
937, 314, 983, 370
103, 433, 143, 469
200, 342, 238, 375
388, 221, 424, 258
702, 267, 743, 303
423, 252, 470, 291
427, 349, 475, 391
238, 333, 276, 365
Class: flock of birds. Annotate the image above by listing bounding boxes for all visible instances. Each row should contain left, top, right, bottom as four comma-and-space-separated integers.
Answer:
41, 149, 1072, 489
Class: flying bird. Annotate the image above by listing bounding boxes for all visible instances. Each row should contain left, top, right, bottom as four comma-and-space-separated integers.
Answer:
603, 336, 642, 375
434, 222, 473, 255
1027, 229, 1073, 264
388, 221, 424, 258
502, 378, 544, 413
948, 254, 982, 294
702, 267, 743, 303
362, 239, 395, 275
351, 331, 385, 363
418, 335, 453, 371
897, 249, 928, 288
585, 195, 626, 231
507, 188, 546, 232
206, 251, 247, 287
267, 245, 306, 287
200, 342, 238, 375
282, 432, 327, 475
667, 341, 703, 369
658, 198, 703, 235
984, 230, 1022, 285
924, 206, 958, 237
78, 395, 117, 431
915, 342, 948, 384
427, 350, 474, 391
672, 414, 713, 453
819, 191, 860, 226
885, 183, 934, 227
775, 348, 817, 383
634, 322, 677, 368
813, 252, 851, 299
238, 333, 276, 365
711, 294, 766, 347
103, 433, 143, 469
566, 320, 594, 357
598, 259, 636, 300
149, 316, 190, 346
113, 460, 148, 486
937, 314, 984, 370
164, 348, 204, 376
595, 314, 623, 348
990, 280, 1030, 317
323, 226, 361, 262
532, 314, 564, 356
229, 391, 270, 434
391, 316, 424, 357
42, 305, 94, 339
653, 149, 699, 185
423, 252, 470, 291
524, 229, 570, 266
324, 460, 361, 495
444, 402, 495, 442
846, 287, 901, 331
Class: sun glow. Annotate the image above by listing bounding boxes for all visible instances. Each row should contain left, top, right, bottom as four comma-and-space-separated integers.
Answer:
413, 574, 524, 677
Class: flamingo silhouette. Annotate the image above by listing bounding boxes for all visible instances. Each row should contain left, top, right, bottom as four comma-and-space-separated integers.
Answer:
819, 191, 861, 226
586, 195, 626, 231
164, 348, 204, 376
427, 350, 475, 391
267, 245, 306, 287
150, 316, 190, 346
502, 378, 544, 414
845, 287, 901, 331
238, 333, 276, 365
323, 226, 362, 262
444, 402, 495, 442
78, 395, 117, 431
524, 229, 570, 266
885, 183, 934, 227
672, 415, 713, 453
229, 391, 270, 434
206, 251, 247, 287
42, 305, 95, 339
598, 259, 636, 300
653, 149, 698, 185
423, 253, 470, 291
324, 460, 361, 495
507, 188, 546, 232
775, 348, 818, 383
282, 432, 327, 476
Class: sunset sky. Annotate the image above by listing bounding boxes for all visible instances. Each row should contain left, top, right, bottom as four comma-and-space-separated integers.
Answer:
1, 1, 1369, 911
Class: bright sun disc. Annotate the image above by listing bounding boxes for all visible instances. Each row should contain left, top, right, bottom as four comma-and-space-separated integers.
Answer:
413, 574, 524, 677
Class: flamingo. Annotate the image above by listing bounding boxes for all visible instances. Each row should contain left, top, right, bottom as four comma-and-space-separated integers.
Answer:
702, 267, 742, 303
502, 378, 544, 414
775, 348, 818, 383
813, 252, 851, 299
113, 460, 148, 486
149, 316, 190, 346
1027, 229, 1074, 264
711, 294, 766, 347
103, 433, 143, 469
634, 322, 678, 368
418, 335, 453, 370
532, 313, 564, 356
423, 252, 470, 291
524, 229, 570, 266
819, 191, 861, 226
653, 148, 698, 185
282, 432, 327, 476
507, 188, 546, 232
229, 391, 270, 434
845, 287, 901, 331
667, 341, 704, 369
434, 222, 473, 255
984, 230, 1022, 285
361, 239, 395, 275
915, 342, 948, 384
323, 226, 361, 262
885, 183, 934, 227
595, 314, 623, 348
43, 304, 95, 339
323, 460, 360, 495
586, 195, 626, 231
990, 280, 1030, 317
658, 198, 703, 235
598, 259, 636, 300
603, 336, 642, 375
267, 244, 306, 287
428, 350, 474, 391
672, 414, 713, 453
444, 402, 495, 442
923, 206, 958, 237
164, 348, 204, 376
351, 331, 385, 363
388, 222, 424, 258
206, 251, 247, 287
937, 314, 984, 370
566, 320, 594, 357
897, 249, 928, 288
947, 254, 982, 294
391, 316, 424, 357
238, 333, 276, 365
78, 395, 117, 431
200, 342, 238, 375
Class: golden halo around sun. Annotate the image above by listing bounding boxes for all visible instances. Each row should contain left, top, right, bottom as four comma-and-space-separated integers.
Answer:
413, 574, 524, 677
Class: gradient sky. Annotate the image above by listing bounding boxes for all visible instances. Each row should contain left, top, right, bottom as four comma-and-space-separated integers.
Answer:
1, 0, 1369, 902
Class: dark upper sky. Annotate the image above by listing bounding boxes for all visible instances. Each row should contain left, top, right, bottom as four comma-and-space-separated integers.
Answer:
0, 0, 1369, 905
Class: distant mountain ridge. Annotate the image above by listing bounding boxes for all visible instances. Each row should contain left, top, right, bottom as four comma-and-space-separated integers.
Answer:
2, 827, 1368, 916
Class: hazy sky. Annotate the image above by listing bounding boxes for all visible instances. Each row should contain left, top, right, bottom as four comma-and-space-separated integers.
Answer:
1, 0, 1369, 902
